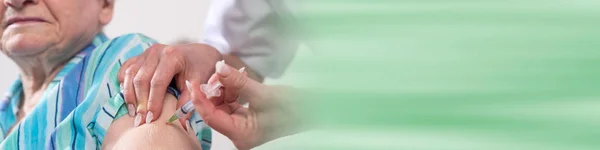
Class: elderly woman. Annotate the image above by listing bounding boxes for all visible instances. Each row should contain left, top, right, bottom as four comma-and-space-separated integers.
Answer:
0, 0, 211, 149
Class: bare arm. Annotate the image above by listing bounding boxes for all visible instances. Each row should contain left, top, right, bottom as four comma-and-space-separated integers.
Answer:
102, 94, 200, 150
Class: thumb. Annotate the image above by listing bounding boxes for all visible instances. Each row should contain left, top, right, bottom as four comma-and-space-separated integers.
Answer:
185, 80, 214, 119
186, 80, 239, 136
215, 61, 269, 107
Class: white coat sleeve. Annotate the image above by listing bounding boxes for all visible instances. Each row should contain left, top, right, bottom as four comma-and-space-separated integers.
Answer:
202, 0, 298, 78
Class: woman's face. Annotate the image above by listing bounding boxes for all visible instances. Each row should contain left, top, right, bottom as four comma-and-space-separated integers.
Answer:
0, 0, 113, 57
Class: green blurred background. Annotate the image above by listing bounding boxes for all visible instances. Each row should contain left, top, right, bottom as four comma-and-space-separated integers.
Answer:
259, 0, 600, 150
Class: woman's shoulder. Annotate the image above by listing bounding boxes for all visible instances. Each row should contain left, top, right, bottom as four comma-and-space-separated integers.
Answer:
80, 33, 158, 91
100, 33, 158, 54
110, 33, 157, 45
86, 33, 158, 70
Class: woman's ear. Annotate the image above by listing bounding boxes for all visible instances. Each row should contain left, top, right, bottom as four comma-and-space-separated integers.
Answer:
99, 0, 115, 25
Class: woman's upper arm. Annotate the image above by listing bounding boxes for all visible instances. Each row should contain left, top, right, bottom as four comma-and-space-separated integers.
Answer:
102, 94, 201, 150
86, 33, 203, 149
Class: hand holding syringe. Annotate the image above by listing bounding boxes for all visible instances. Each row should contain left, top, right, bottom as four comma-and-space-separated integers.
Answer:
166, 60, 244, 124
170, 60, 303, 150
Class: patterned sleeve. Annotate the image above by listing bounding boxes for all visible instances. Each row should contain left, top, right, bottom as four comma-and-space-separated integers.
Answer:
49, 33, 212, 149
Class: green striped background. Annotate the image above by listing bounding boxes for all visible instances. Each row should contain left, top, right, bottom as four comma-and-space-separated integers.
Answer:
259, 1, 600, 149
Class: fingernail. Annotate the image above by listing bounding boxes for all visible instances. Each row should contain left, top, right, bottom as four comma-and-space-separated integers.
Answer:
186, 120, 193, 133
215, 60, 230, 76
238, 67, 246, 73
185, 80, 192, 91
120, 83, 123, 88
184, 119, 189, 130
134, 113, 142, 127
146, 111, 154, 124
127, 104, 135, 117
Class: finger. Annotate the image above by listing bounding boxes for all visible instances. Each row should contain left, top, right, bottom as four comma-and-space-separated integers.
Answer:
147, 46, 184, 123
118, 55, 142, 83
178, 73, 215, 126
176, 79, 199, 121
176, 79, 196, 126
215, 61, 249, 103
215, 61, 269, 108
123, 63, 142, 118
178, 109, 194, 129
202, 73, 224, 105
186, 80, 214, 117
237, 69, 249, 104
178, 62, 220, 123
125, 64, 147, 127
184, 119, 195, 136
176, 89, 194, 127
133, 45, 164, 124
213, 101, 247, 137
187, 80, 240, 136
242, 68, 248, 76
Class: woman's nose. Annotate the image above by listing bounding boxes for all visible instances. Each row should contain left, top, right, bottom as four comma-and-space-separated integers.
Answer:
4, 0, 36, 9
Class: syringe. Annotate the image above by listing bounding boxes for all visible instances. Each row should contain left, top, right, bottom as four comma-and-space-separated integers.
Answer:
166, 66, 245, 124
166, 81, 222, 124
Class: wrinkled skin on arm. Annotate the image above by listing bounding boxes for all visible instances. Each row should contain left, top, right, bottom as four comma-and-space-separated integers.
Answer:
102, 94, 201, 150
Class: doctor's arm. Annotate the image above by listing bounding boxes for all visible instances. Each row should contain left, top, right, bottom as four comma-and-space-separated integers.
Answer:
203, 0, 299, 82
117, 0, 299, 125
188, 62, 306, 150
